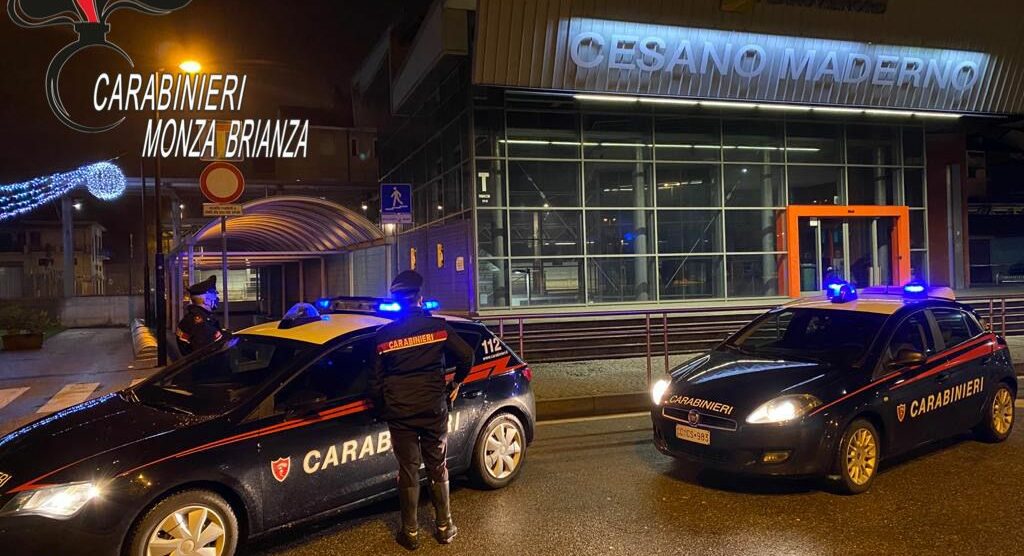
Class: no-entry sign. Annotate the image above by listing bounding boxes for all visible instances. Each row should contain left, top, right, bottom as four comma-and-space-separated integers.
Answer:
200, 162, 245, 204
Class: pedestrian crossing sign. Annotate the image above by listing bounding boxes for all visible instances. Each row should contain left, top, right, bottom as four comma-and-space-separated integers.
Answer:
381, 183, 412, 224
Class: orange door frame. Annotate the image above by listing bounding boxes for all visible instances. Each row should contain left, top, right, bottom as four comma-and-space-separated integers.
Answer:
784, 205, 911, 298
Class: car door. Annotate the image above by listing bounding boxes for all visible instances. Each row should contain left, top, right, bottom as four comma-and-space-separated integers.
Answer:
256, 335, 392, 529
883, 309, 941, 451
926, 308, 990, 430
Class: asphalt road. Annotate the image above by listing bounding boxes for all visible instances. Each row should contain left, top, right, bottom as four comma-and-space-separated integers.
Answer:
246, 412, 1024, 556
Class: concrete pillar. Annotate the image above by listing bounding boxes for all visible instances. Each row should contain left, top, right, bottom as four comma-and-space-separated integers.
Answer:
490, 156, 507, 306
761, 154, 776, 294
61, 196, 75, 297
633, 153, 649, 301
874, 147, 890, 284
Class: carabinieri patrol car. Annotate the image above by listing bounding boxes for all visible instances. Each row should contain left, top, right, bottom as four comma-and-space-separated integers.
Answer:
0, 298, 534, 555
651, 281, 1016, 494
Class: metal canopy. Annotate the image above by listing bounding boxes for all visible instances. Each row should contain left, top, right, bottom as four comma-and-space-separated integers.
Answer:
189, 196, 384, 254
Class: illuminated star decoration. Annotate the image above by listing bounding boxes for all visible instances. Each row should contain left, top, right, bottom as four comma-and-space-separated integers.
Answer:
0, 161, 127, 221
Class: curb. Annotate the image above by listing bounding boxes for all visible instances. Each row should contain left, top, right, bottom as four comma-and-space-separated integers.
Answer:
537, 392, 649, 421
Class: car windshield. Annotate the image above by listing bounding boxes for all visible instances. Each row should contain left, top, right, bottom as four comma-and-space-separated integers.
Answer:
135, 335, 317, 416
722, 308, 887, 366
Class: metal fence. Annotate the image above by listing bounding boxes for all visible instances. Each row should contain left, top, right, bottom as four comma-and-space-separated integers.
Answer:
480, 293, 1024, 385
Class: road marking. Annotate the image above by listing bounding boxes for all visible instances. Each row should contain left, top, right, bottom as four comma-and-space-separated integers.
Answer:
0, 387, 29, 410
538, 411, 649, 426
129, 378, 146, 387
37, 383, 100, 414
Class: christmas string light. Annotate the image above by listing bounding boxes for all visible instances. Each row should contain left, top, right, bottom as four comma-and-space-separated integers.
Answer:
0, 161, 126, 221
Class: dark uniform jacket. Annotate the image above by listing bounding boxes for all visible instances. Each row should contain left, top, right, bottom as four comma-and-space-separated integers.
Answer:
175, 305, 224, 356
370, 308, 475, 420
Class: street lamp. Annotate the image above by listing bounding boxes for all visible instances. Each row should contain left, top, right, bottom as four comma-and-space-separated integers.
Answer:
179, 60, 202, 74
153, 58, 202, 366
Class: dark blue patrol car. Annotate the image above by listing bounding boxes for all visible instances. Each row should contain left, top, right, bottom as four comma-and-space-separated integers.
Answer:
651, 282, 1016, 493
0, 299, 534, 555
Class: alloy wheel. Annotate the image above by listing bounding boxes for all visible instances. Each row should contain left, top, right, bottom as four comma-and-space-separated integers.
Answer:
146, 504, 228, 556
992, 388, 1014, 435
845, 428, 877, 486
484, 421, 523, 480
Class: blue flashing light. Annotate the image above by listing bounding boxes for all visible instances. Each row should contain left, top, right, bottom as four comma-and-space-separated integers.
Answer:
378, 301, 403, 313
824, 279, 857, 303
903, 281, 927, 297
316, 298, 332, 310
623, 232, 636, 242
422, 299, 440, 311
284, 303, 321, 320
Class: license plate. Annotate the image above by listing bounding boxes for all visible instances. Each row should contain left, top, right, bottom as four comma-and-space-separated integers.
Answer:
675, 424, 711, 445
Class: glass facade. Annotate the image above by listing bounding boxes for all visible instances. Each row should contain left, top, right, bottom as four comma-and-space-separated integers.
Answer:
475, 94, 927, 309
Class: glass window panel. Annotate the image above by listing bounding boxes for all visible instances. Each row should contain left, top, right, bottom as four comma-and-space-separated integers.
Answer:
656, 164, 720, 207
724, 165, 784, 207
726, 254, 787, 297
509, 258, 584, 306
478, 258, 509, 309
910, 210, 926, 249
475, 109, 505, 157
847, 124, 899, 165
584, 162, 654, 207
506, 111, 579, 158
902, 126, 925, 166
587, 257, 657, 303
509, 210, 582, 257
723, 119, 783, 162
654, 116, 721, 161
786, 122, 842, 163
725, 210, 785, 252
656, 210, 723, 253
904, 168, 925, 207
585, 210, 655, 255
582, 114, 652, 160
847, 167, 898, 205
442, 167, 462, 214
910, 250, 928, 282
477, 209, 507, 259
659, 256, 724, 300
788, 166, 842, 205
508, 160, 580, 207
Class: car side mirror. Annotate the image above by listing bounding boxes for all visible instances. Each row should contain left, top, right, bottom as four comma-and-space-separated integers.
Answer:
888, 349, 926, 370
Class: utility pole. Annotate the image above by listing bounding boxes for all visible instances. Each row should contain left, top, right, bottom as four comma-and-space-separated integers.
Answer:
61, 196, 74, 298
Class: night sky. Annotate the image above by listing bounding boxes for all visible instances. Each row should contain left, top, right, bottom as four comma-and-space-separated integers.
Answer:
0, 0, 432, 182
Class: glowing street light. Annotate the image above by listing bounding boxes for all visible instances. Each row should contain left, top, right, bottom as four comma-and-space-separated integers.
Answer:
179, 60, 202, 74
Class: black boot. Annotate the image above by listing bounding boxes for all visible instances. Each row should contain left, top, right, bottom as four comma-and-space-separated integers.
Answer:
431, 481, 458, 544
398, 487, 420, 551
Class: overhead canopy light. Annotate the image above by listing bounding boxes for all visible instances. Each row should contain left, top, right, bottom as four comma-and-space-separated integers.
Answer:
572, 93, 963, 119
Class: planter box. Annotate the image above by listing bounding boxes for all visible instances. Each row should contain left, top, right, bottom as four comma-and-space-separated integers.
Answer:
1, 333, 44, 351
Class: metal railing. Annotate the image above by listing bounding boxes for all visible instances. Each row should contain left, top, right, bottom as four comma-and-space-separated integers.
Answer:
481, 293, 1024, 384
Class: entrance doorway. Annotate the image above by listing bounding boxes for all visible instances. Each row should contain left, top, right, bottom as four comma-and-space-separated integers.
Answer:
785, 205, 911, 297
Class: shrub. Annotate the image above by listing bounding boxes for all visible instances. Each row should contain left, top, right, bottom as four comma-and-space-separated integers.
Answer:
0, 304, 58, 335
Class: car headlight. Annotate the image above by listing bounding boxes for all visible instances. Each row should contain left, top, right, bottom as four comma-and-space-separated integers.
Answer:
651, 379, 671, 405
745, 395, 822, 424
0, 481, 102, 519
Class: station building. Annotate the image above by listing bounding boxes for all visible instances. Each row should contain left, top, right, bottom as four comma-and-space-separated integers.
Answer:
352, 0, 1024, 313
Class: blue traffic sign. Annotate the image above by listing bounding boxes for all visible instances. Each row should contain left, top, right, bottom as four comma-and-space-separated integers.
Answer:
380, 183, 412, 224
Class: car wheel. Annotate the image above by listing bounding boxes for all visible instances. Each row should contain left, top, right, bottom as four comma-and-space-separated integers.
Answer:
834, 419, 880, 495
126, 489, 239, 556
976, 384, 1015, 443
471, 412, 526, 489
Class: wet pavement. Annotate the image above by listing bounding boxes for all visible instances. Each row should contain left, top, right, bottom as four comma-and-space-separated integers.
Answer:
249, 413, 1024, 556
